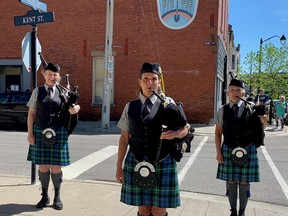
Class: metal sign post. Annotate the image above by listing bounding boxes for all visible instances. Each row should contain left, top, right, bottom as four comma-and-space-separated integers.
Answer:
30, 26, 37, 184
31, 26, 37, 92
15, 0, 54, 185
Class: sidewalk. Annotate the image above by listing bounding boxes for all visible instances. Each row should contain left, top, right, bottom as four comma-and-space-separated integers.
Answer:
0, 121, 287, 216
73, 120, 287, 137
0, 175, 287, 216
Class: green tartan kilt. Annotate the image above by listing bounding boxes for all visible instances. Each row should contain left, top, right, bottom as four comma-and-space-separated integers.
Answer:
27, 125, 70, 166
217, 143, 260, 182
121, 152, 181, 208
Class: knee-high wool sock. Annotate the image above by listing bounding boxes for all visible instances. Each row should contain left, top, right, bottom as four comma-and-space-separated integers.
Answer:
226, 182, 238, 210
38, 170, 50, 190
51, 172, 63, 189
239, 183, 250, 211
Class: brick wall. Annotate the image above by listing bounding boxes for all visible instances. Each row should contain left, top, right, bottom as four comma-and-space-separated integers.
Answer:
0, 0, 228, 124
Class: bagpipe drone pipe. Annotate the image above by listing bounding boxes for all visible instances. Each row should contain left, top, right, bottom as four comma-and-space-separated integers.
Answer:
150, 88, 195, 161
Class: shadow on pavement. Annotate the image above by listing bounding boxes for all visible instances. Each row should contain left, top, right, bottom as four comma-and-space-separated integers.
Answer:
0, 203, 41, 215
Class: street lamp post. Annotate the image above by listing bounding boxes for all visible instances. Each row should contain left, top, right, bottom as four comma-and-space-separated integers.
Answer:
257, 34, 286, 125
258, 34, 286, 73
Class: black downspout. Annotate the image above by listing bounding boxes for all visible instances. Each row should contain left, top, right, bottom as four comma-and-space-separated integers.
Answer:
222, 56, 228, 105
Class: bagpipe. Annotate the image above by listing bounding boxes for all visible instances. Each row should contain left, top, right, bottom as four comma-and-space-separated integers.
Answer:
150, 87, 195, 162
57, 75, 80, 136
237, 96, 265, 148
38, 52, 80, 136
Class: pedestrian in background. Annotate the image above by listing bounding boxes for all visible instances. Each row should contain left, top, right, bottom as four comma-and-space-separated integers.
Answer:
115, 62, 190, 216
274, 95, 286, 130
27, 60, 80, 210
215, 79, 267, 216
254, 89, 269, 104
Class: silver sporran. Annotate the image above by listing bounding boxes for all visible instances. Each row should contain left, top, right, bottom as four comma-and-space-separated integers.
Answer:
231, 147, 248, 167
133, 161, 157, 189
41, 128, 56, 147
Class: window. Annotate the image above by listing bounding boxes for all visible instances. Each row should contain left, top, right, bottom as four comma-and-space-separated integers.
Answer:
232, 55, 235, 70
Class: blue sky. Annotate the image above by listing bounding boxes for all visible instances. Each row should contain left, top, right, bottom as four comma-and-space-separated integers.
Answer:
229, 0, 288, 71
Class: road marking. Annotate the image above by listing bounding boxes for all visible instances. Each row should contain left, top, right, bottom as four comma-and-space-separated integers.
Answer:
178, 136, 208, 185
63, 145, 118, 180
261, 146, 288, 201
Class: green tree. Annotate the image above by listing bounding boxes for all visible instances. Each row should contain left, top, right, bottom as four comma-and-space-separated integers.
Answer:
239, 43, 288, 99
239, 51, 258, 92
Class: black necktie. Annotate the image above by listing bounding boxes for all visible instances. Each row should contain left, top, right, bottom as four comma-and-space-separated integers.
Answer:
232, 104, 239, 117
47, 87, 53, 99
142, 99, 152, 120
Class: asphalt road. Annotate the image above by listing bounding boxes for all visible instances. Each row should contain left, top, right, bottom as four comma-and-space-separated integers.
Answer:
0, 125, 287, 207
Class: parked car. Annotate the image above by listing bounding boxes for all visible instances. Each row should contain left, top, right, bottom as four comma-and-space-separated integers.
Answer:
0, 91, 31, 130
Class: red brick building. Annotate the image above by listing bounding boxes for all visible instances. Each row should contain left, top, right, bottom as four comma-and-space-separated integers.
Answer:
0, 0, 237, 125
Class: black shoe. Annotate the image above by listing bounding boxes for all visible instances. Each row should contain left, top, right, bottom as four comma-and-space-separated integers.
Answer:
230, 208, 237, 216
36, 195, 50, 208
53, 196, 63, 210
239, 209, 245, 216
53, 188, 63, 210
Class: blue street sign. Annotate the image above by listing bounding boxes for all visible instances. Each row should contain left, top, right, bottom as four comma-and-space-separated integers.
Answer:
19, 0, 47, 12
14, 10, 54, 26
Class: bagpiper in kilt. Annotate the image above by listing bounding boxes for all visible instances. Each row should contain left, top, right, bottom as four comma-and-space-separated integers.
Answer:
116, 62, 190, 216
215, 78, 267, 216
26, 58, 80, 211
216, 104, 260, 183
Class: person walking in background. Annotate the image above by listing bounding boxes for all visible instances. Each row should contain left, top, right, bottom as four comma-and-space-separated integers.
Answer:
115, 62, 191, 216
254, 89, 269, 105
27, 58, 80, 210
274, 96, 286, 130
215, 79, 267, 216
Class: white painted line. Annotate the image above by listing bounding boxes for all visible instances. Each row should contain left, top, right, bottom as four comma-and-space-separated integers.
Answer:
178, 136, 208, 185
261, 146, 288, 201
63, 145, 118, 180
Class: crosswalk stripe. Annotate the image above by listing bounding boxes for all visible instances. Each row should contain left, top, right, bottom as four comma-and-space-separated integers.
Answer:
261, 146, 288, 201
178, 136, 208, 185
62, 145, 118, 180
